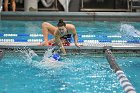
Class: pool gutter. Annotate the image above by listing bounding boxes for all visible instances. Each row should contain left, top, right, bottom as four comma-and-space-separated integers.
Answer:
0, 42, 140, 54
1, 12, 140, 21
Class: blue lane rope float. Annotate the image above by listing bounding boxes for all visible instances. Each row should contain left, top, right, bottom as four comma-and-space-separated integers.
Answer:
105, 49, 137, 93
0, 39, 43, 42
0, 34, 140, 38
0, 34, 3, 36
0, 34, 140, 43
18, 34, 30, 37
0, 39, 140, 43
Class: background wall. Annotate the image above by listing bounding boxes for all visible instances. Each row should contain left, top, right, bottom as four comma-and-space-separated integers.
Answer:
2, 0, 129, 12
69, 0, 81, 12
83, 0, 128, 9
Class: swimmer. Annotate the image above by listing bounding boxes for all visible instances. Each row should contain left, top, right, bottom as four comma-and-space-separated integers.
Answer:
40, 19, 80, 55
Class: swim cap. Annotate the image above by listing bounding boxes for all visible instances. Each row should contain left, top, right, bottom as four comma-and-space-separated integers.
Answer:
52, 53, 61, 61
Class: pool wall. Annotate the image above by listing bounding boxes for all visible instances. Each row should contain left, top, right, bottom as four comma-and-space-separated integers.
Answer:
0, 45, 140, 55
1, 12, 140, 22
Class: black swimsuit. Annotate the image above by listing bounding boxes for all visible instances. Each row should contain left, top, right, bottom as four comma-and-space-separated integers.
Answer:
60, 34, 72, 43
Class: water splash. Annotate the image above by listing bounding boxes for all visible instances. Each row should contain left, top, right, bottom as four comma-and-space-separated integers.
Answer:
19, 48, 39, 63
120, 24, 140, 37
37, 47, 67, 69
42, 47, 56, 61
17, 47, 69, 69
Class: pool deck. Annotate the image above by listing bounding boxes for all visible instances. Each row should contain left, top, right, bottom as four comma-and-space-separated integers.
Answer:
1, 12, 140, 21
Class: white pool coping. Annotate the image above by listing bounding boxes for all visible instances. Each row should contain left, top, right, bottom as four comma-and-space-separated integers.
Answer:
0, 42, 140, 50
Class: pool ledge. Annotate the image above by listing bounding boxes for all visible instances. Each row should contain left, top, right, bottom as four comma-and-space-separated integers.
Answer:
1, 12, 140, 21
0, 42, 140, 50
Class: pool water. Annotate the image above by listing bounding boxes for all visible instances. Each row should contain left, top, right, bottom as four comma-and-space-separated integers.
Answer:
0, 21, 140, 42
0, 20, 140, 93
115, 55, 140, 92
0, 50, 125, 93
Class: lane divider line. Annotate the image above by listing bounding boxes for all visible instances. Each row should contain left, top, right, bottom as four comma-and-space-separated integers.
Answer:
0, 34, 140, 38
105, 49, 137, 93
0, 39, 140, 43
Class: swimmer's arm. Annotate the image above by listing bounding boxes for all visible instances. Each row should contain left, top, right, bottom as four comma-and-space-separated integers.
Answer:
71, 26, 80, 47
55, 35, 66, 55
73, 33, 78, 45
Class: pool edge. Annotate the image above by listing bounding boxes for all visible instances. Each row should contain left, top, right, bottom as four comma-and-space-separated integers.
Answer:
1, 12, 140, 22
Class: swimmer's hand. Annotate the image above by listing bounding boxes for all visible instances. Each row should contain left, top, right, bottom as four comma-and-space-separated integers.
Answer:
75, 43, 81, 48
39, 42, 49, 46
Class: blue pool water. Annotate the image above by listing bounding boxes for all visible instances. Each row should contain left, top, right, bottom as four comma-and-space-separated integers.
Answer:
116, 55, 140, 92
1, 20, 140, 42
0, 20, 140, 93
0, 50, 124, 93
0, 50, 140, 93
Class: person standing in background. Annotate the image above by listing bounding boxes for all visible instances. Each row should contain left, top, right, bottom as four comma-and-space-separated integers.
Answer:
4, 0, 16, 11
